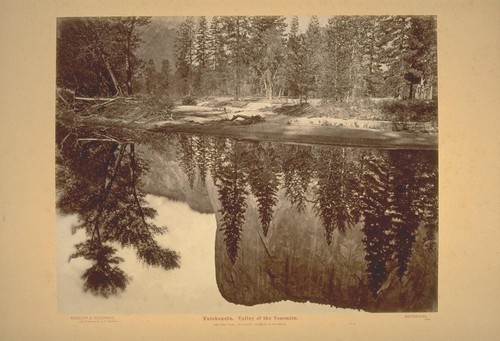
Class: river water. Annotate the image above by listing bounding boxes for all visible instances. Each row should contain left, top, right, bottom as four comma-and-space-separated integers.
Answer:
56, 130, 438, 313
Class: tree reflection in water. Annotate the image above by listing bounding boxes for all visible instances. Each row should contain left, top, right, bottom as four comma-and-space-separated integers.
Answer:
312, 147, 362, 244
244, 142, 281, 237
360, 150, 438, 297
56, 125, 179, 297
173, 133, 438, 302
57, 126, 437, 308
280, 144, 314, 212
213, 141, 249, 264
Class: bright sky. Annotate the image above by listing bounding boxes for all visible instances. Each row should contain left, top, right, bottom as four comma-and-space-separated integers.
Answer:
57, 195, 351, 314
293, 16, 330, 32
201, 16, 331, 33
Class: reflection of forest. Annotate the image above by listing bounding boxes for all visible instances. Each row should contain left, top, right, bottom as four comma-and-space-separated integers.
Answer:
172, 133, 438, 305
56, 125, 437, 310
56, 124, 180, 297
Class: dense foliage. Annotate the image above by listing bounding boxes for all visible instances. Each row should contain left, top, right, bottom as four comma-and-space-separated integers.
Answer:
57, 16, 437, 105
379, 100, 438, 130
172, 134, 437, 279
169, 15, 436, 102
57, 17, 151, 97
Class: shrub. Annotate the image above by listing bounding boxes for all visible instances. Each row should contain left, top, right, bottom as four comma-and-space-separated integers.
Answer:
229, 100, 248, 108
181, 95, 197, 105
147, 93, 174, 108
380, 100, 437, 131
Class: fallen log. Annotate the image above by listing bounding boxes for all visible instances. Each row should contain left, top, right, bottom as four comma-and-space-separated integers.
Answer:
90, 98, 119, 108
75, 96, 121, 101
229, 114, 248, 121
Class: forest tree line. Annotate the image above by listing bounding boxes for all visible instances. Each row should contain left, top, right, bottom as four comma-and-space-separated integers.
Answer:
171, 134, 438, 295
57, 15, 437, 104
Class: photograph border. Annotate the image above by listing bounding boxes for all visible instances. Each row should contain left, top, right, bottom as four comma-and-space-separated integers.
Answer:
1, 0, 499, 339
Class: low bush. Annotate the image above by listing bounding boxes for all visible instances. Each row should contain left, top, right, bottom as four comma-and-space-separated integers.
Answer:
181, 95, 197, 105
274, 103, 311, 116
380, 100, 437, 131
142, 94, 175, 119
229, 100, 248, 108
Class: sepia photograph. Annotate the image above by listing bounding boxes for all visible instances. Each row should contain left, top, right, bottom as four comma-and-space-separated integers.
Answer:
56, 15, 438, 314
2, 0, 500, 339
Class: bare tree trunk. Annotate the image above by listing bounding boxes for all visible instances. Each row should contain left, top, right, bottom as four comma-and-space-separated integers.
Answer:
84, 19, 123, 97
235, 67, 240, 101
125, 35, 133, 95
87, 44, 123, 97
265, 70, 273, 100
125, 18, 137, 96
102, 56, 123, 97
234, 18, 241, 101
91, 143, 125, 243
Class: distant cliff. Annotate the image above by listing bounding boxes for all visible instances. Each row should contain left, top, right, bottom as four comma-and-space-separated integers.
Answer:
138, 143, 214, 214
136, 17, 183, 68
137, 138, 437, 312
206, 175, 437, 312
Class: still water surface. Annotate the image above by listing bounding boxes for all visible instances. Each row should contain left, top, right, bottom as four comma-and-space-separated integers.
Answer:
56, 129, 437, 313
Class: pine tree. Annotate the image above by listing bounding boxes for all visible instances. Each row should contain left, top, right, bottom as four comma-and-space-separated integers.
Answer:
144, 58, 158, 95
284, 17, 315, 103
177, 134, 197, 189
207, 16, 226, 72
418, 151, 438, 248
321, 16, 367, 102
359, 150, 393, 297
216, 142, 249, 264
207, 136, 230, 185
69, 240, 129, 298
222, 16, 251, 100
321, 16, 351, 101
388, 150, 422, 278
194, 16, 209, 94
174, 17, 196, 95
401, 150, 438, 249
378, 16, 415, 98
195, 16, 209, 69
284, 16, 301, 98
244, 142, 280, 237
304, 15, 323, 96
375, 16, 437, 99
248, 16, 287, 99
281, 144, 315, 212
360, 16, 385, 97
206, 16, 230, 95
407, 16, 437, 99
193, 135, 209, 185
313, 147, 361, 244
158, 58, 171, 94
359, 148, 438, 295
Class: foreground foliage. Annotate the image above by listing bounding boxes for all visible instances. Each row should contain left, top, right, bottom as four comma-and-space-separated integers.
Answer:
380, 100, 437, 131
57, 123, 180, 297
